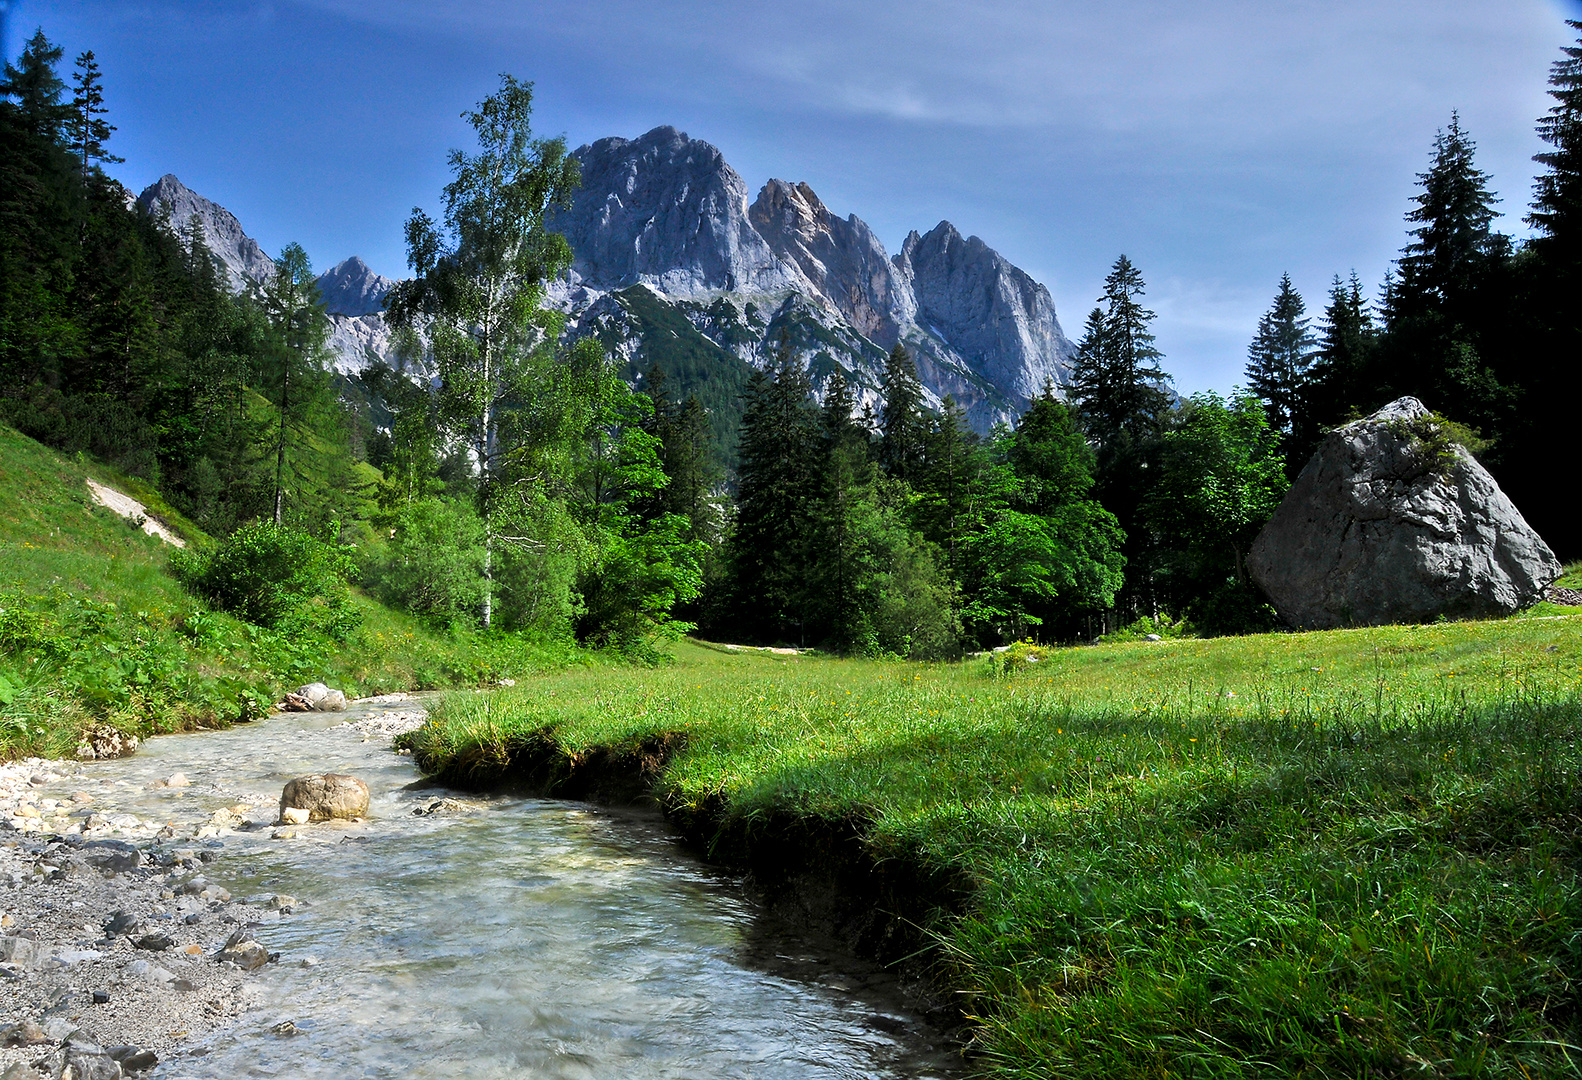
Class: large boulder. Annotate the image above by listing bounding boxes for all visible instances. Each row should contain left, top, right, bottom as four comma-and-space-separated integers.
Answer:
279, 773, 369, 823
1248, 397, 1560, 629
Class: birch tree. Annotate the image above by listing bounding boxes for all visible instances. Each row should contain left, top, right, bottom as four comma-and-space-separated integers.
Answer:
386, 76, 580, 628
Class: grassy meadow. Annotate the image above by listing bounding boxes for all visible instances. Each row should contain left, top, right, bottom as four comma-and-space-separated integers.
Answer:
407, 621, 1582, 1078
0, 423, 573, 758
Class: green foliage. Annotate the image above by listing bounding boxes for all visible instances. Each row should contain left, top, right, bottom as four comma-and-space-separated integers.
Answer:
407, 619, 1582, 1080
174, 520, 360, 640
1146, 391, 1287, 635
372, 497, 485, 630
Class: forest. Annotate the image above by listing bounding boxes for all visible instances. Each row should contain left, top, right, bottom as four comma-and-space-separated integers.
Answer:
2, 24, 1578, 661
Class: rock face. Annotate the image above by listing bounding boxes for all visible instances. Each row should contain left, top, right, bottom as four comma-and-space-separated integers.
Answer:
548, 125, 1074, 429
136, 127, 1077, 437
551, 126, 799, 297
748, 178, 913, 346
898, 222, 1071, 401
136, 175, 274, 290
1248, 398, 1561, 629
278, 774, 369, 822
315, 256, 393, 317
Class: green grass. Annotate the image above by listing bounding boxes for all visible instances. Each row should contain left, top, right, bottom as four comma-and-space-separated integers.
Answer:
0, 424, 576, 759
406, 625, 1582, 1078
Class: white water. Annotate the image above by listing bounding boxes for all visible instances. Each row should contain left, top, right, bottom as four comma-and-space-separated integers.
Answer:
46, 697, 964, 1079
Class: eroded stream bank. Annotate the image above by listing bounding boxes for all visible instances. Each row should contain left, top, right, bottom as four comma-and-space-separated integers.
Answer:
1, 696, 965, 1079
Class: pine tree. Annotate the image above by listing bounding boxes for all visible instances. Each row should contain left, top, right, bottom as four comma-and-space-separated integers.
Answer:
1068, 256, 1172, 450
878, 343, 927, 483
0, 29, 70, 142
1305, 272, 1375, 426
1397, 113, 1502, 310
1244, 273, 1315, 440
67, 51, 122, 177
258, 243, 332, 525
727, 351, 821, 642
1530, 21, 1582, 266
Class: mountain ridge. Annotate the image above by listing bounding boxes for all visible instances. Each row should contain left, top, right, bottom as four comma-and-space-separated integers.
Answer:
136, 129, 1074, 436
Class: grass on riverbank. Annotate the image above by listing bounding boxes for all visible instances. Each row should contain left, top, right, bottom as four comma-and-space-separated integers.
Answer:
0, 423, 576, 760
406, 622, 1582, 1078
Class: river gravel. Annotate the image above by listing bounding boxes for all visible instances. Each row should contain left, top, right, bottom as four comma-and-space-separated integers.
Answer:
0, 699, 424, 1078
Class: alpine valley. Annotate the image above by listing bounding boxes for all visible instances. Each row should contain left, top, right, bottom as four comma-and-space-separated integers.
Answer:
136, 125, 1075, 458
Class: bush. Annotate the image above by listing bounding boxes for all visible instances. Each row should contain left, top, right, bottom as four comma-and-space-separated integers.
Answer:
174, 521, 360, 639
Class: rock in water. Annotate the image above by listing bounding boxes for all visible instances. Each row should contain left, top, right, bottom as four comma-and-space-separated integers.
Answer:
1248, 397, 1560, 629
279, 773, 369, 822
76, 724, 137, 760
294, 683, 347, 712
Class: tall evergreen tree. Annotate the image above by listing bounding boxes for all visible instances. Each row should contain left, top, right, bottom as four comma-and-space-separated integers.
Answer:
258, 243, 332, 525
1068, 256, 1172, 449
1397, 113, 1502, 308
1530, 21, 1582, 266
1067, 255, 1173, 622
878, 343, 928, 483
726, 353, 821, 643
0, 29, 69, 141
1297, 272, 1377, 457
67, 50, 121, 177
1508, 22, 1582, 559
1244, 273, 1315, 442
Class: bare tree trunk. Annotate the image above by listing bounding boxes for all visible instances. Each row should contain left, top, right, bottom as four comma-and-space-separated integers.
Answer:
273, 364, 290, 526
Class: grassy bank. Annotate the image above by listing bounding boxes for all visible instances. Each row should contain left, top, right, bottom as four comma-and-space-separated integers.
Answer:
404, 622, 1582, 1078
0, 424, 575, 759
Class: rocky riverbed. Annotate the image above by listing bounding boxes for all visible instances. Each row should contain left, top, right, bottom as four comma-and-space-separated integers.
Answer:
0, 699, 427, 1079
1, 694, 960, 1079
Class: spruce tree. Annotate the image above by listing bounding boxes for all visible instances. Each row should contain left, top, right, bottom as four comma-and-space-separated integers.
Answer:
67, 51, 122, 177
1305, 272, 1375, 429
1068, 256, 1172, 450
728, 352, 821, 642
1244, 273, 1315, 442
1397, 113, 1502, 308
1530, 21, 1582, 267
0, 29, 69, 142
259, 243, 333, 525
878, 343, 927, 483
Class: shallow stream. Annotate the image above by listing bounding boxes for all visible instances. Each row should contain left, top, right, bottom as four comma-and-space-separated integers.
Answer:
41, 696, 965, 1079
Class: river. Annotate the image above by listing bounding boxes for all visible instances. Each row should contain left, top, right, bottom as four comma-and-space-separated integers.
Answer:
33, 694, 966, 1079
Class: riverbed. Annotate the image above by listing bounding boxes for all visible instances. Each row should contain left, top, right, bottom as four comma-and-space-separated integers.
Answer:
1, 695, 965, 1079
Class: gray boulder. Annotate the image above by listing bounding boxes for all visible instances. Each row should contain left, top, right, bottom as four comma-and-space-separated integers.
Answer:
279, 773, 369, 822
1248, 397, 1560, 629
294, 683, 347, 712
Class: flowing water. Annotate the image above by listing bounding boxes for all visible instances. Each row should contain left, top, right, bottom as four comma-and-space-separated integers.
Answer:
43, 696, 966, 1079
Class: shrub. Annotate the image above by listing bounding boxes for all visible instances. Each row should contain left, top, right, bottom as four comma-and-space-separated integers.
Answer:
174, 521, 360, 639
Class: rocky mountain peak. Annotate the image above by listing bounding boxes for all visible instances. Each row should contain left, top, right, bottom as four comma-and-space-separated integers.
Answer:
899, 221, 1071, 399
137, 175, 274, 292
749, 179, 913, 346
551, 125, 799, 296
316, 256, 394, 317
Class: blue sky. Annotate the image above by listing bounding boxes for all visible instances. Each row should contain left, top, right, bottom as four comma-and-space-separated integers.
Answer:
10, 1, 1580, 392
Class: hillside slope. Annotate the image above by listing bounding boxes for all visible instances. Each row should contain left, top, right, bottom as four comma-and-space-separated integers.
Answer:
0, 425, 563, 759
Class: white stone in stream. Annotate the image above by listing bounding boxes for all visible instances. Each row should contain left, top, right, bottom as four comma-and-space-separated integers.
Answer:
164, 772, 191, 787
280, 807, 310, 826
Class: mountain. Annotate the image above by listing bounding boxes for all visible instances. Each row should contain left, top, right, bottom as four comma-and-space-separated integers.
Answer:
316, 256, 394, 317
134, 178, 403, 379
136, 133, 1075, 447
548, 126, 1073, 430
137, 174, 275, 291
